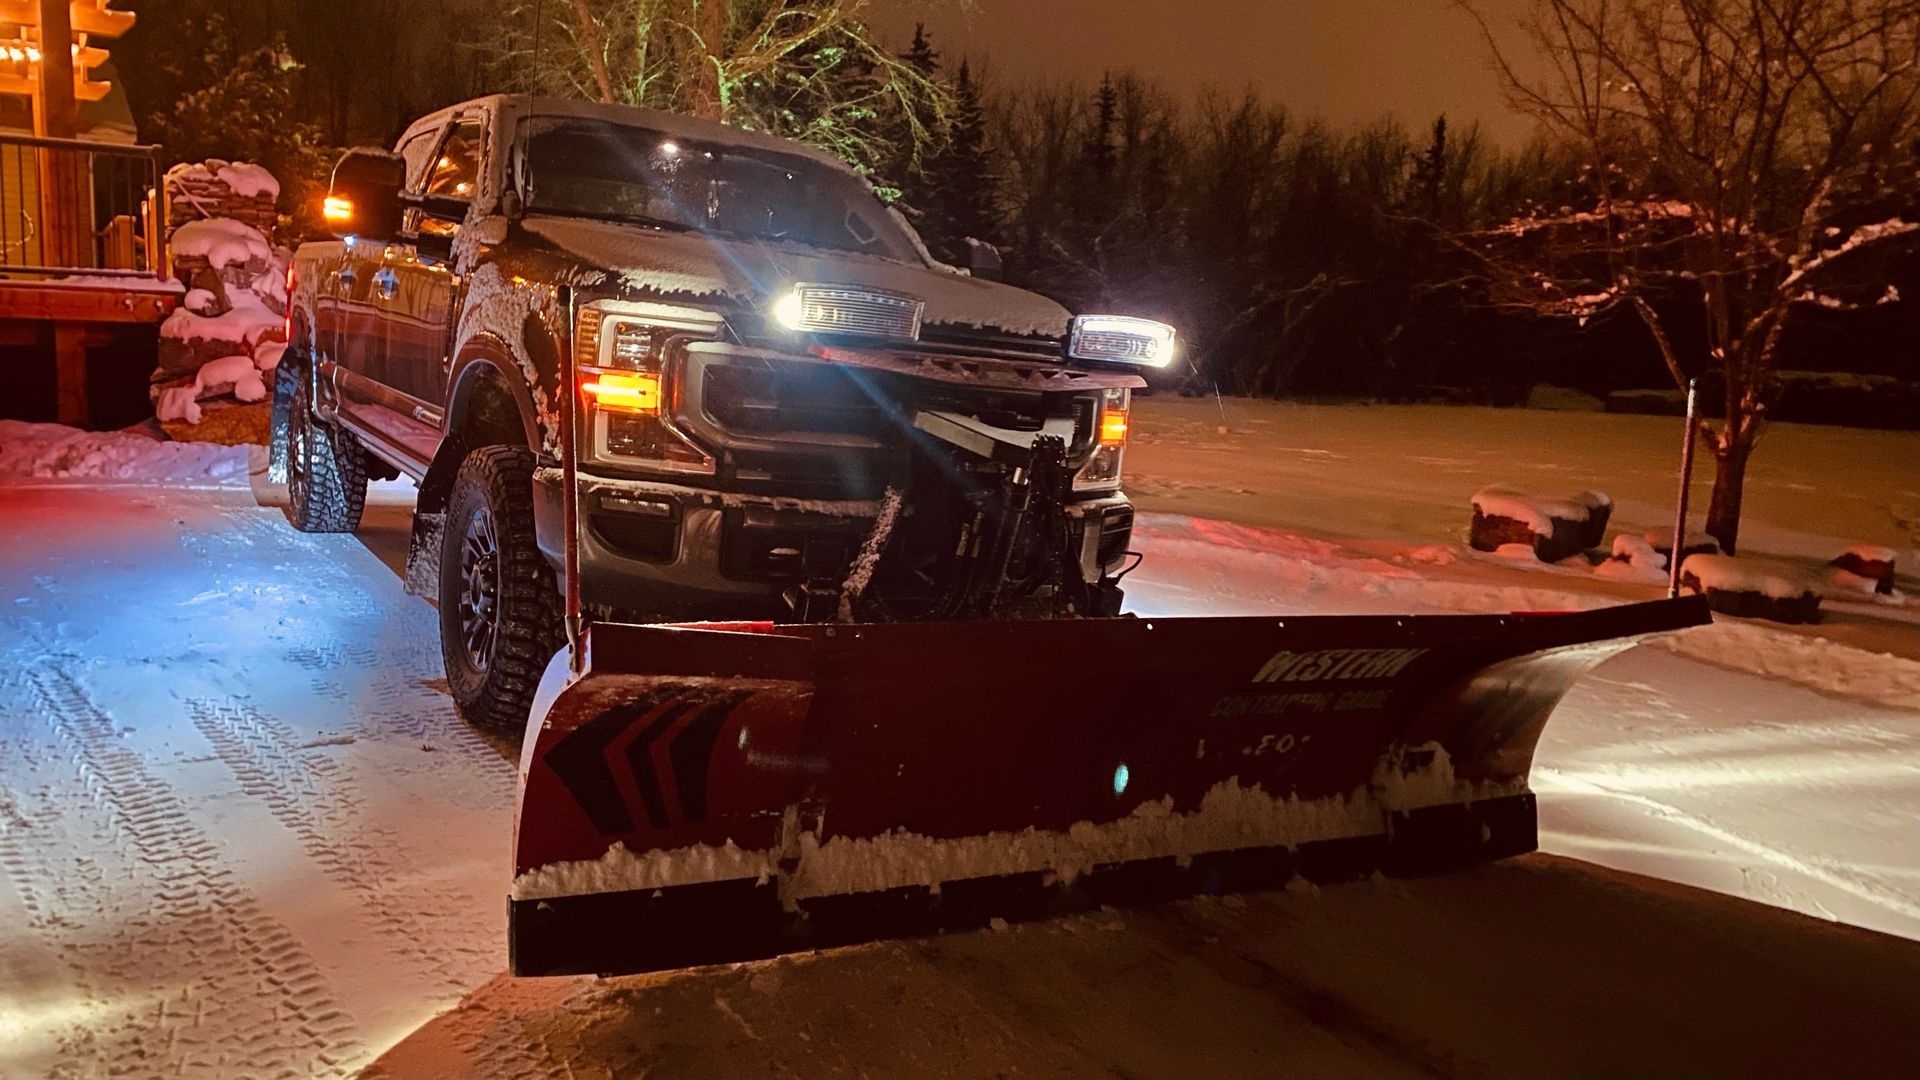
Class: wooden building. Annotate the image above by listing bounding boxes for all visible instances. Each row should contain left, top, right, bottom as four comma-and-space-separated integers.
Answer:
0, 1, 176, 428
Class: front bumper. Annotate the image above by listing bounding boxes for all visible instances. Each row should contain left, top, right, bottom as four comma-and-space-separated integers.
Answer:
534, 469, 1134, 620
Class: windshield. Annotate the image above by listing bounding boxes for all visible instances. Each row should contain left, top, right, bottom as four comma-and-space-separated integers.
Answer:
520, 116, 921, 263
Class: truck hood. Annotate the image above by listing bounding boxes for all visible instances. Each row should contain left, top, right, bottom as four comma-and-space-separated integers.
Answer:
523, 217, 1072, 339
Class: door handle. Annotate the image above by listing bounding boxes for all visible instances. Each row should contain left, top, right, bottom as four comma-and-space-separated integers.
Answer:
374, 267, 398, 300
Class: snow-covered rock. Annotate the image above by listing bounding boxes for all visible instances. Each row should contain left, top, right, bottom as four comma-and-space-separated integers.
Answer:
1681, 554, 1822, 624
171, 218, 273, 271
1469, 485, 1608, 562
193, 355, 268, 404
215, 162, 281, 200
1831, 544, 1897, 596
161, 288, 282, 348
1594, 534, 1669, 584
154, 385, 202, 425
253, 340, 287, 373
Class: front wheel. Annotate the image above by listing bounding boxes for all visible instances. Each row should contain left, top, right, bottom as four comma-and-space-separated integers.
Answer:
438, 445, 564, 732
280, 363, 368, 533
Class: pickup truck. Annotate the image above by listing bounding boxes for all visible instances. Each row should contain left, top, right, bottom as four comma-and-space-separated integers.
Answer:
275, 95, 1176, 730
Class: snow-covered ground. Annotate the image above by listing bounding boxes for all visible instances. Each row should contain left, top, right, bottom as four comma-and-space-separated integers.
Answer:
1123, 397, 1920, 939
1, 401, 1917, 1077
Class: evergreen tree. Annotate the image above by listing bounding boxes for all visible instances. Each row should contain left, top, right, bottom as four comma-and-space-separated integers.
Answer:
145, 13, 334, 235
1408, 116, 1448, 221
916, 60, 996, 264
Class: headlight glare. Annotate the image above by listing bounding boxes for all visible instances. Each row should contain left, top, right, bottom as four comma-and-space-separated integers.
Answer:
1069, 315, 1177, 368
773, 290, 806, 331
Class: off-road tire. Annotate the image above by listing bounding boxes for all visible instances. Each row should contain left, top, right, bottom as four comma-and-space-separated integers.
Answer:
281, 364, 368, 532
439, 445, 564, 733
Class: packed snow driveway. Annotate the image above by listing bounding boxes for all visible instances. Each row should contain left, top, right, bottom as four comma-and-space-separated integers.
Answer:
1, 479, 1917, 1078
0, 486, 514, 1078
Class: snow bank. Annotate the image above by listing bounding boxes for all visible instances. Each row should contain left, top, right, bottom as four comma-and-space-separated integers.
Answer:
0, 420, 245, 484
170, 218, 272, 269
1681, 554, 1816, 601
1650, 621, 1920, 713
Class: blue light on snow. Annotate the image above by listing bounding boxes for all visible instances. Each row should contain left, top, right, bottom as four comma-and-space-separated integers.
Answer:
1112, 763, 1131, 797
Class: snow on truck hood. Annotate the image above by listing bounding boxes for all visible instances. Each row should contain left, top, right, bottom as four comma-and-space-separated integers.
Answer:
524, 217, 1072, 338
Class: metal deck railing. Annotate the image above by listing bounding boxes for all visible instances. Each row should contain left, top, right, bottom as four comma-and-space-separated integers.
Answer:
0, 131, 164, 278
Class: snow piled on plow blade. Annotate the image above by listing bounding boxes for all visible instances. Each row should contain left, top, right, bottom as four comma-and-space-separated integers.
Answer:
512, 745, 1531, 905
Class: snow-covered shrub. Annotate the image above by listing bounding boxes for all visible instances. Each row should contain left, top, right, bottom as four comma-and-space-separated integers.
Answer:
1830, 545, 1897, 596
1594, 534, 1668, 584
1644, 528, 1720, 563
1680, 554, 1822, 624
1469, 485, 1608, 562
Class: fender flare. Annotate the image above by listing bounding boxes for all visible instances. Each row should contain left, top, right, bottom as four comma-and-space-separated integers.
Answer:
417, 336, 544, 517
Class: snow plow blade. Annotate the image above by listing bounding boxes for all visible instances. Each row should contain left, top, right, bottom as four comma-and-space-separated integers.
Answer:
510, 596, 1708, 976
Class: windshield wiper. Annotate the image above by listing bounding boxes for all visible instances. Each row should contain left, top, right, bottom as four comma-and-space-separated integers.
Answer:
540, 206, 696, 232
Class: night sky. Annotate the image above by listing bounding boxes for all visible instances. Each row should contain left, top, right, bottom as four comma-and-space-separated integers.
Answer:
869, 0, 1543, 144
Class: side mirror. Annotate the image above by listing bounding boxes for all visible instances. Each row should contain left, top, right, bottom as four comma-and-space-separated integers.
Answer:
324, 147, 405, 240
964, 237, 1003, 282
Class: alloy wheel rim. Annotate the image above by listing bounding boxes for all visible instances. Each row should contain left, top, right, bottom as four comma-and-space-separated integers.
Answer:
458, 506, 501, 671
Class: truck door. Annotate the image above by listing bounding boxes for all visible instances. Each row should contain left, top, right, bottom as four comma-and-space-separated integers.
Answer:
380, 116, 484, 415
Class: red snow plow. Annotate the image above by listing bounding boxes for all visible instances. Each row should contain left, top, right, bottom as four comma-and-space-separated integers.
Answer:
506, 298, 1720, 979
511, 597, 1707, 976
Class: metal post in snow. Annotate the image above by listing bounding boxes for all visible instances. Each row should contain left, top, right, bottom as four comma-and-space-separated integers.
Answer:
1668, 379, 1699, 599
560, 315, 585, 676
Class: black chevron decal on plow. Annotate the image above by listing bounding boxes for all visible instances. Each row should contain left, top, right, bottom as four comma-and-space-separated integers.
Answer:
667, 691, 753, 823
624, 696, 704, 829
544, 686, 685, 834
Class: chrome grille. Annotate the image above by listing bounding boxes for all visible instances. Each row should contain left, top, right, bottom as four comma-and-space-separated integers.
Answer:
791, 284, 925, 341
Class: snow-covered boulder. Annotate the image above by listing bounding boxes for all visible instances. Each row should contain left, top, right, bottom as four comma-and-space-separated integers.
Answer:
1680, 554, 1822, 624
1645, 527, 1720, 564
1570, 490, 1612, 548
1831, 545, 1897, 596
1594, 533, 1669, 584
165, 159, 280, 235
1469, 485, 1609, 562
172, 218, 273, 272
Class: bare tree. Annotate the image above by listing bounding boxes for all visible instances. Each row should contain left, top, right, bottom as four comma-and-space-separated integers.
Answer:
1464, 0, 1919, 551
488, 0, 951, 172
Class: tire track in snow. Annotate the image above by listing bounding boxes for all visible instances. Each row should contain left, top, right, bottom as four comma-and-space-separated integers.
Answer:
188, 700, 495, 990
16, 665, 365, 1079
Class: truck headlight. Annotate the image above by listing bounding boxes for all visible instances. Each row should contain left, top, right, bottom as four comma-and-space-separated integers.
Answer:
574, 301, 723, 474
1069, 315, 1176, 368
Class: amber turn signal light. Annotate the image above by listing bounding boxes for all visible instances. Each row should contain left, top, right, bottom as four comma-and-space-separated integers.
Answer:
581, 371, 662, 415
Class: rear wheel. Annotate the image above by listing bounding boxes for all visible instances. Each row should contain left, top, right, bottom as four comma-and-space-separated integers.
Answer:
281, 364, 368, 533
439, 445, 564, 732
